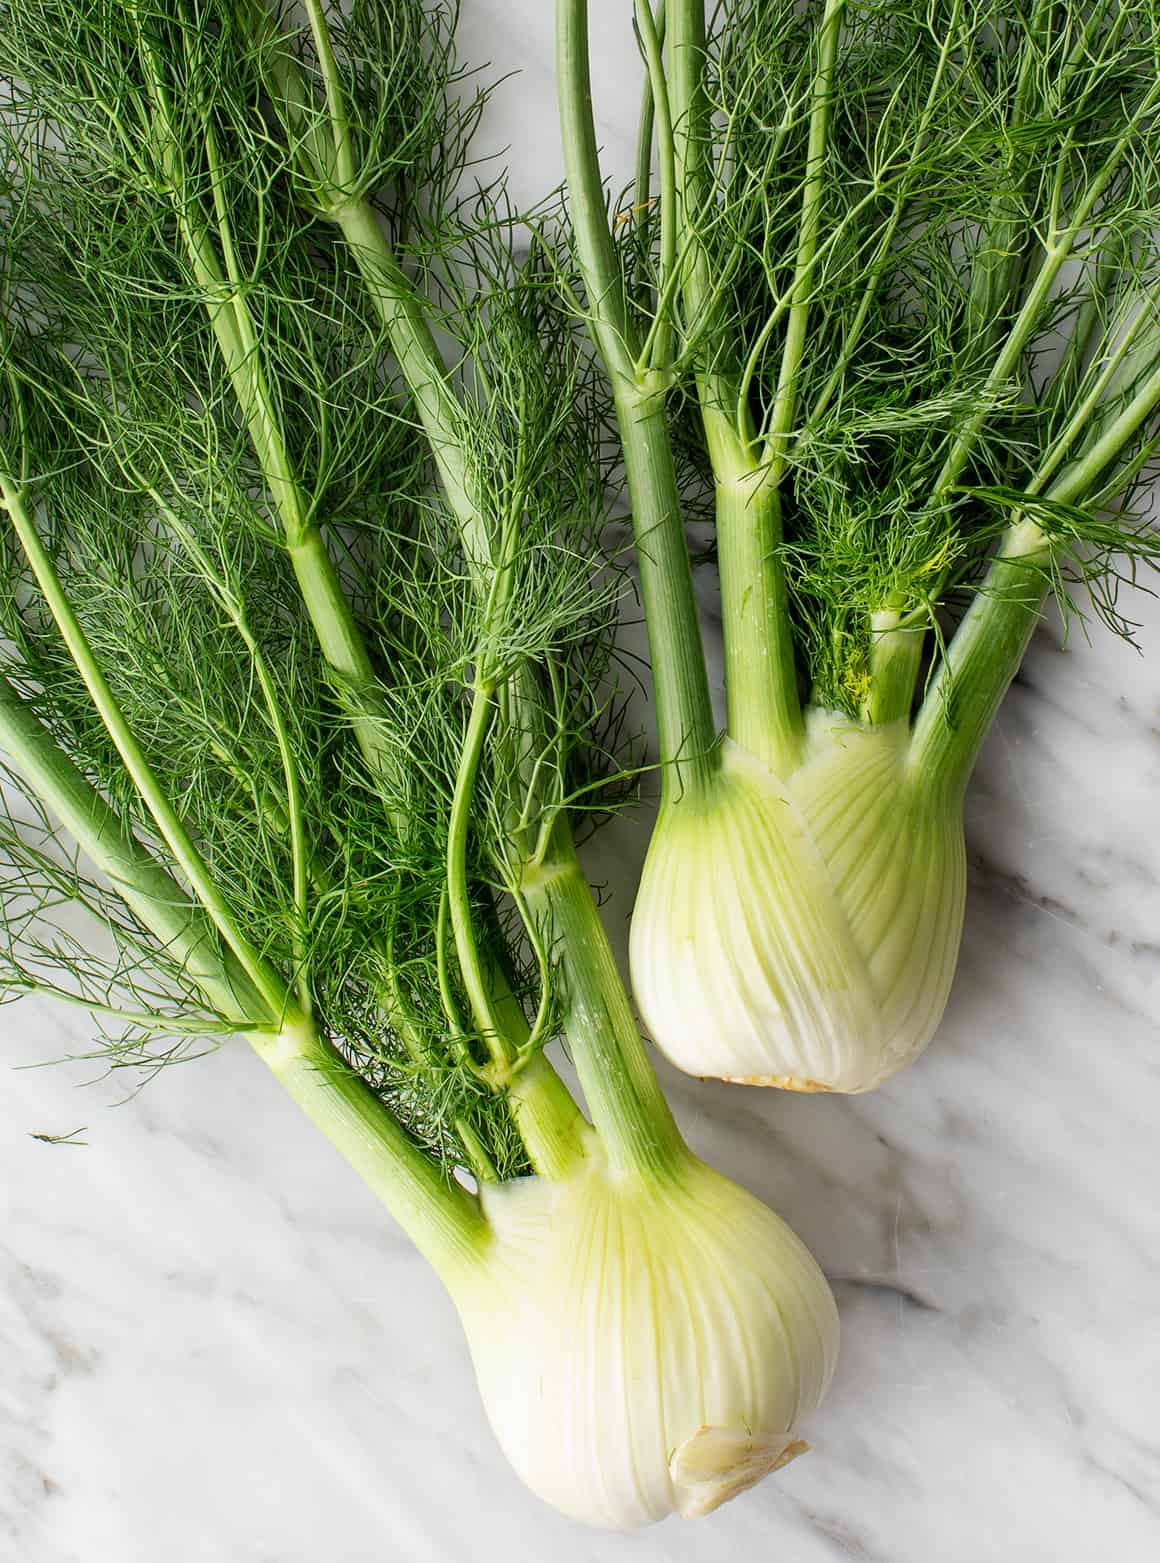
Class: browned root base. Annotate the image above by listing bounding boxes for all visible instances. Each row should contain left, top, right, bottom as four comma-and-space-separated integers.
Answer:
718, 1073, 834, 1092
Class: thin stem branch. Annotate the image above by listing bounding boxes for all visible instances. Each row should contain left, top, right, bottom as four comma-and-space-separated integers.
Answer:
912, 327, 1160, 797
150, 493, 314, 1015
763, 0, 845, 480
958, 0, 1049, 371
666, 0, 804, 769
1032, 300, 1160, 499
332, 201, 492, 569
929, 71, 1160, 504
1, 477, 291, 1020
12, 989, 239, 1034
138, 60, 403, 823
0, 670, 269, 1026
1045, 355, 1160, 508
632, 0, 666, 297
632, 0, 676, 375
317, 197, 593, 1171
0, 599, 490, 1274
302, 0, 357, 191
913, 358, 1160, 797
666, 0, 746, 467
556, 0, 639, 383
445, 683, 514, 1070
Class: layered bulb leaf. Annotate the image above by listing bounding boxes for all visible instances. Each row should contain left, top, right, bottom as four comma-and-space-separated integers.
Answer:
631, 716, 967, 1093
447, 1147, 838, 1528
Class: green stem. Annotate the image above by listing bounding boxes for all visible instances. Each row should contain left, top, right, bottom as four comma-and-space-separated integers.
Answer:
915, 282, 1160, 794
524, 826, 684, 1180
665, 0, 752, 470
1032, 284, 1153, 496
0, 661, 489, 1277
909, 521, 1049, 799
0, 672, 268, 1026
0, 526, 490, 1272
1042, 350, 1160, 509
218, 753, 516, 1184
557, 0, 716, 794
235, 187, 586, 1173
932, 247, 1069, 503
237, 646, 312, 1013
715, 476, 802, 769
250, 1018, 490, 1282
1, 477, 290, 1020
263, 16, 654, 1181
632, 0, 666, 279
284, 531, 373, 682
325, 203, 578, 847
863, 606, 924, 727
959, 1, 1048, 369
506, 1053, 593, 1181
442, 693, 590, 1179
150, 116, 413, 840
556, 0, 638, 383
665, 0, 803, 769
279, 527, 413, 832
370, 938, 501, 1186
764, 0, 845, 477
332, 201, 489, 566
301, 0, 357, 191
328, 66, 715, 804
158, 190, 381, 709
615, 389, 718, 793
445, 683, 513, 1070
323, 197, 599, 1174
632, 0, 676, 375
254, 18, 485, 562
140, 78, 406, 822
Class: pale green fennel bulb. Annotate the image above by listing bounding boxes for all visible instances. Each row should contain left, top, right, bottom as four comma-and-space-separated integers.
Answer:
450, 1143, 838, 1528
631, 716, 965, 1092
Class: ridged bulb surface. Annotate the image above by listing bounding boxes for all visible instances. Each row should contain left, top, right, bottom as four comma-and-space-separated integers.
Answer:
630, 717, 966, 1092
449, 1152, 838, 1528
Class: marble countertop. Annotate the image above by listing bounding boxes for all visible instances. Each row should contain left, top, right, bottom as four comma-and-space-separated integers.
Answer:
3, 5, 1159, 1559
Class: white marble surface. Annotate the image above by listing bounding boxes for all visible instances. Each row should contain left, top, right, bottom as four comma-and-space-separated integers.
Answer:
4, 5, 1160, 1559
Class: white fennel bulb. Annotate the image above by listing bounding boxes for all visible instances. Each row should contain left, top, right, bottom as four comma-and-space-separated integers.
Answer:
448, 1147, 839, 1528
630, 715, 966, 1093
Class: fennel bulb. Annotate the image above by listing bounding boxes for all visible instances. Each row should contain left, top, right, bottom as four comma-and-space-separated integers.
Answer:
452, 1147, 838, 1528
631, 719, 965, 1092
